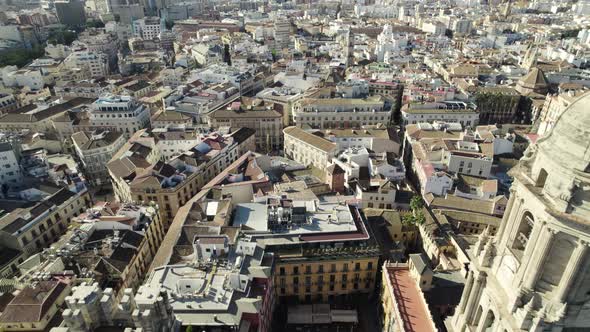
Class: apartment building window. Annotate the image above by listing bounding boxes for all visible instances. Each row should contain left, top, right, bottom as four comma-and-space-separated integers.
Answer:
367, 262, 373, 270
331, 264, 336, 272
355, 262, 360, 271
305, 265, 311, 274
330, 275, 335, 283
342, 274, 347, 283
280, 288, 285, 295
317, 276, 324, 291
293, 266, 299, 275
343, 263, 349, 272
280, 278, 285, 288
293, 277, 299, 293
318, 265, 324, 273
279, 267, 285, 276
305, 277, 311, 293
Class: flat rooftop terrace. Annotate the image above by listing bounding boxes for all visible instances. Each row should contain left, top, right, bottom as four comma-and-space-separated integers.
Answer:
149, 263, 235, 313
232, 201, 357, 234
386, 267, 436, 332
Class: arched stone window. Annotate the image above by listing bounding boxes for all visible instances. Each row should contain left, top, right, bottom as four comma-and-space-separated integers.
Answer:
481, 310, 496, 332
511, 211, 534, 258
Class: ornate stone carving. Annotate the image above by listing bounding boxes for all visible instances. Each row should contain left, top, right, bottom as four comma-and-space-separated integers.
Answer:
530, 305, 547, 332
479, 241, 494, 268
521, 144, 537, 164
473, 226, 490, 256
558, 179, 576, 202
515, 295, 538, 329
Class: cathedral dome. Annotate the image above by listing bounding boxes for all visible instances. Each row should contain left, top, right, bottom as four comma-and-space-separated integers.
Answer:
529, 92, 590, 218
536, 92, 590, 172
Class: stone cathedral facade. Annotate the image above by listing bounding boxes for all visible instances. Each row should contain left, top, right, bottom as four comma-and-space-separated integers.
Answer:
447, 93, 590, 332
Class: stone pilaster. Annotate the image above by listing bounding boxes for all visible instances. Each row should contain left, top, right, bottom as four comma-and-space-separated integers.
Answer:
456, 271, 474, 315
505, 197, 525, 245
496, 187, 517, 241
522, 226, 556, 290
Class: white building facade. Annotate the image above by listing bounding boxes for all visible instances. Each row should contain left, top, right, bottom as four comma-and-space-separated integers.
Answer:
401, 102, 479, 127
63, 50, 109, 79
293, 96, 390, 129
283, 126, 337, 170
89, 95, 151, 135
0, 143, 22, 188
133, 17, 164, 40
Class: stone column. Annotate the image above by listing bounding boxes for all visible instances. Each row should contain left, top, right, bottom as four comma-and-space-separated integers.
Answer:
501, 196, 523, 249
497, 188, 517, 240
460, 271, 486, 327
555, 240, 588, 302
522, 226, 556, 290
514, 220, 545, 285
456, 271, 475, 315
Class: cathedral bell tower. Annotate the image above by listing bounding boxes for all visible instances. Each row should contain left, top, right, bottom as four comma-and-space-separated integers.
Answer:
446, 92, 590, 332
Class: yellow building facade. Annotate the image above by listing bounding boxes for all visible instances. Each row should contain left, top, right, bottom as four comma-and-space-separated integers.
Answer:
273, 248, 380, 302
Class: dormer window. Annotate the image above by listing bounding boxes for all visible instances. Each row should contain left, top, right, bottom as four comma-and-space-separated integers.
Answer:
536, 168, 548, 188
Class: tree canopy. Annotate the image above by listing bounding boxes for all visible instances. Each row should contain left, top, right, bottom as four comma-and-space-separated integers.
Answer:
86, 20, 105, 28
47, 29, 78, 46
402, 195, 426, 226
0, 46, 44, 67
